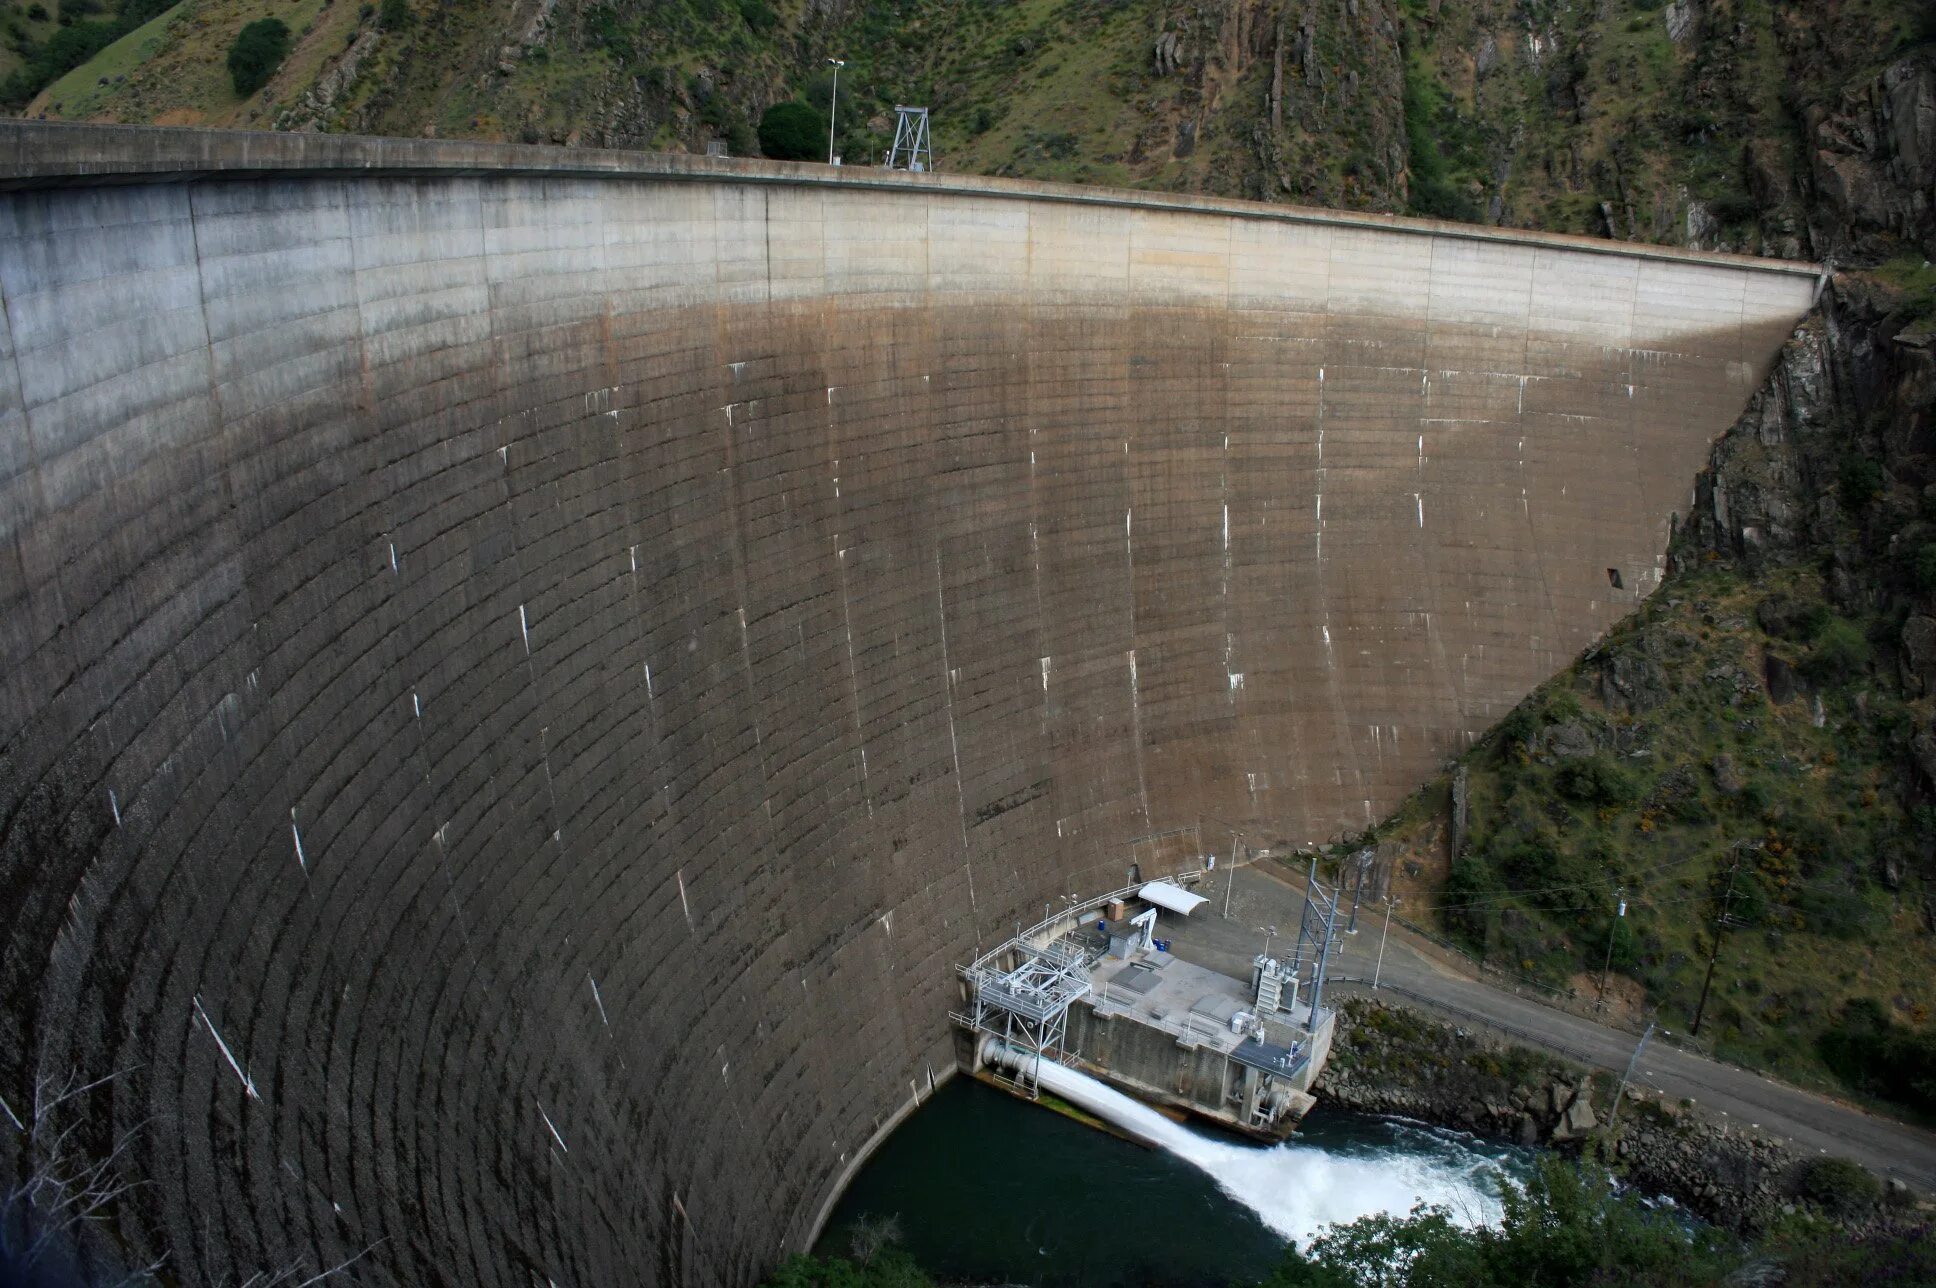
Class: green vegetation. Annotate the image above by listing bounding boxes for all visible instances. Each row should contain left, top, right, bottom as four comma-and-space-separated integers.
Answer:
0, 0, 176, 107
17, 0, 1930, 235
1255, 1157, 1934, 1287
758, 99, 823, 161
1400, 44, 1483, 222
1817, 998, 1936, 1117
773, 1158, 1932, 1288
225, 15, 287, 96
767, 1214, 928, 1288
1791, 1156, 1883, 1219
1381, 563, 1936, 1108
763, 1250, 927, 1288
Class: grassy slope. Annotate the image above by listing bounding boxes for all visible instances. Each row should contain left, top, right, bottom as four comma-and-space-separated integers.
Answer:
0, 0, 63, 83
1375, 558, 1936, 1095
28, 0, 361, 126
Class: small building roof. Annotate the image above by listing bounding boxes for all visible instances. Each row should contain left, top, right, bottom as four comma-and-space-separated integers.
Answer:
1139, 879, 1208, 916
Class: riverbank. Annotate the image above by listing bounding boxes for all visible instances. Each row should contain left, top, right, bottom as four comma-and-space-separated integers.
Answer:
1315, 998, 1931, 1237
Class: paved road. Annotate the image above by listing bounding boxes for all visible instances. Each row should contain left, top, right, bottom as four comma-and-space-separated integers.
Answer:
1160, 862, 1936, 1191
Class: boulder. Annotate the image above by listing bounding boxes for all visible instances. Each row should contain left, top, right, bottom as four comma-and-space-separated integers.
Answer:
1710, 753, 1746, 796
1544, 720, 1597, 760
1763, 653, 1799, 704
1912, 721, 1936, 787
1901, 616, 1936, 694
1599, 651, 1669, 714
1664, 0, 1699, 44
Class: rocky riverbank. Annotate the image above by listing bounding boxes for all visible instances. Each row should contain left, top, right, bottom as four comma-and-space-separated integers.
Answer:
1315, 999, 1930, 1237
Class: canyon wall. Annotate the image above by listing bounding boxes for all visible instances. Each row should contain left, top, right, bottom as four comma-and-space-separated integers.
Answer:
0, 124, 1816, 1285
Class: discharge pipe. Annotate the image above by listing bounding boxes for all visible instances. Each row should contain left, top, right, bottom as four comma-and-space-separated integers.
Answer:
976, 1040, 1510, 1248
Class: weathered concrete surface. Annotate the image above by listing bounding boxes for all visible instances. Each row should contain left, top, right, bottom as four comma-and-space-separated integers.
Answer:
0, 124, 1816, 1285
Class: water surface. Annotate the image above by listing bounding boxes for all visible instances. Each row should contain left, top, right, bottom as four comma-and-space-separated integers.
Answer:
817, 1076, 1530, 1286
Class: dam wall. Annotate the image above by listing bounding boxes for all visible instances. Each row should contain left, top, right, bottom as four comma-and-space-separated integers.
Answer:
0, 124, 1817, 1285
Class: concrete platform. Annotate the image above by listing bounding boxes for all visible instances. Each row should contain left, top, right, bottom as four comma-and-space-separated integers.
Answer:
1086, 945, 1318, 1060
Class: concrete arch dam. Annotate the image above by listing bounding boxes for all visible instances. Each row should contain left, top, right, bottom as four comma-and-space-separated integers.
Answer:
0, 124, 1816, 1285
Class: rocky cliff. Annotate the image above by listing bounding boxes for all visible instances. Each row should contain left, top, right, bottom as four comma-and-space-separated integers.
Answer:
1318, 999, 1928, 1234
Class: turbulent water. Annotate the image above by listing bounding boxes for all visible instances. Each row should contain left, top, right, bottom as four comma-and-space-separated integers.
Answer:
1005, 1046, 1511, 1247
820, 1059, 1530, 1285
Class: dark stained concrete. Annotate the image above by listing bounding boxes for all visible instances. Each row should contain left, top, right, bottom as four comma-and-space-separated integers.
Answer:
0, 124, 1817, 1285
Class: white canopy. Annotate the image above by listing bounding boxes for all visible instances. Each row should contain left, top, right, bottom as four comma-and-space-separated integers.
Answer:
1139, 880, 1208, 916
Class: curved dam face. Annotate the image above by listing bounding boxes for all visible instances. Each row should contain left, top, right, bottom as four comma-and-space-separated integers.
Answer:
0, 126, 1815, 1285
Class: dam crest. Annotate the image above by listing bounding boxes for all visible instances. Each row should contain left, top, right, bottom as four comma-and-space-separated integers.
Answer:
0, 123, 1816, 1285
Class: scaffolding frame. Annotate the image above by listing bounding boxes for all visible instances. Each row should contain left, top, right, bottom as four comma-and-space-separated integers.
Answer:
957, 938, 1092, 1097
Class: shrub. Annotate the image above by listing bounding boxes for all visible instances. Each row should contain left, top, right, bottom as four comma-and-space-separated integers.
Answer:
1818, 998, 1936, 1116
1267, 1157, 1745, 1286
1838, 454, 1884, 509
1556, 755, 1638, 807
1794, 1157, 1881, 1217
378, 0, 411, 29
1911, 542, 1936, 592
736, 0, 776, 31
1804, 616, 1870, 682
584, 4, 631, 60
1756, 592, 1828, 642
758, 100, 824, 161
227, 17, 290, 96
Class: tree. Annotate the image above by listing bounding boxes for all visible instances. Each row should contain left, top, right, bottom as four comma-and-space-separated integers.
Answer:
227, 17, 290, 96
379, 0, 412, 30
759, 101, 825, 161
1265, 1157, 1746, 1286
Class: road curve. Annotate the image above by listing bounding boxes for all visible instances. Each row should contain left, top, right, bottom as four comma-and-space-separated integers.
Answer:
1163, 862, 1936, 1191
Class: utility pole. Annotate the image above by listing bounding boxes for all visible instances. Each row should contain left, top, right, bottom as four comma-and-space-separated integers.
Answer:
825, 58, 845, 165
1691, 851, 1743, 1037
1596, 886, 1625, 1015
1373, 896, 1398, 990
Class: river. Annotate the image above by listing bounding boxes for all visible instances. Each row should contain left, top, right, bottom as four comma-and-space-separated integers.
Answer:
816, 1072, 1532, 1285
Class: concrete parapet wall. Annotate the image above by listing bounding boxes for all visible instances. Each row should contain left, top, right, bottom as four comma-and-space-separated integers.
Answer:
0, 125, 1815, 1285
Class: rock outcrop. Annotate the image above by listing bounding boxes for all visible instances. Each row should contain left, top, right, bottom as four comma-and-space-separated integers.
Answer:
1317, 999, 1928, 1235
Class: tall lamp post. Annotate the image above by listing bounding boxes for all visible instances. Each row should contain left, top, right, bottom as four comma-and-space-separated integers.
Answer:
826, 58, 845, 164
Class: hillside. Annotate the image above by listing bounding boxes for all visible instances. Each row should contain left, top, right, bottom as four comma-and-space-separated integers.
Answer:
3, 1, 1926, 243
1367, 259, 1936, 1113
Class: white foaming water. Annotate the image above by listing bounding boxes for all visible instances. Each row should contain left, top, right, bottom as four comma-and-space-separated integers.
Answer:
1002, 1047, 1511, 1249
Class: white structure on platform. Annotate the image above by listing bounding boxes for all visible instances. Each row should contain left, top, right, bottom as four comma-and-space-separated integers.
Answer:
1139, 880, 1208, 916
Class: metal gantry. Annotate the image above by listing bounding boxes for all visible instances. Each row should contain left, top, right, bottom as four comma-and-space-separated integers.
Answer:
1284, 855, 1341, 1033
960, 937, 1092, 1096
885, 106, 933, 172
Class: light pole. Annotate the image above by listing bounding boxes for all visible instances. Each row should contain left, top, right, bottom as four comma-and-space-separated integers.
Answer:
826, 58, 845, 165
1609, 1021, 1655, 1127
1372, 897, 1398, 990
